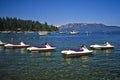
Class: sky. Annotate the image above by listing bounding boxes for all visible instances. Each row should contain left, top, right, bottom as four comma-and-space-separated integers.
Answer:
0, 0, 120, 26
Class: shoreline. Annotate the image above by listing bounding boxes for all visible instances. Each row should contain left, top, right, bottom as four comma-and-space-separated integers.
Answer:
0, 31, 51, 33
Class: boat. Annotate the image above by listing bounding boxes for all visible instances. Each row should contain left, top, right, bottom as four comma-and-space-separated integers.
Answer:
4, 42, 30, 48
27, 43, 56, 52
0, 40, 6, 46
59, 32, 65, 34
70, 30, 79, 34
61, 45, 93, 57
90, 42, 114, 50
38, 31, 50, 36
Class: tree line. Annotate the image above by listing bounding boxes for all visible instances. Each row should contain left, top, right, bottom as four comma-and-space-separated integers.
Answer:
0, 17, 59, 31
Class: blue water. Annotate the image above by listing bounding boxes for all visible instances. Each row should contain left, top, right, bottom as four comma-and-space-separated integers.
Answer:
0, 31, 120, 80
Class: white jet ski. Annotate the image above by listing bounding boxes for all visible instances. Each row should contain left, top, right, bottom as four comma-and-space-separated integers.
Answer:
4, 42, 30, 48
61, 45, 93, 57
0, 40, 6, 46
90, 42, 114, 50
27, 43, 56, 52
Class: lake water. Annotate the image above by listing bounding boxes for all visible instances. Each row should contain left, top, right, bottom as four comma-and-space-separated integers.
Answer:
0, 31, 120, 80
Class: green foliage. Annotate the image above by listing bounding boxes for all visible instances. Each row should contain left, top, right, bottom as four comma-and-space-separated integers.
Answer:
0, 17, 59, 31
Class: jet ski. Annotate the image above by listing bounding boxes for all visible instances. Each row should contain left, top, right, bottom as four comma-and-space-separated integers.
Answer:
61, 45, 93, 57
90, 42, 114, 50
4, 42, 30, 48
27, 43, 56, 52
0, 40, 6, 46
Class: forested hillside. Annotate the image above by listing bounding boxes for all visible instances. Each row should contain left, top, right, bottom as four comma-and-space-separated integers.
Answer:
0, 17, 58, 31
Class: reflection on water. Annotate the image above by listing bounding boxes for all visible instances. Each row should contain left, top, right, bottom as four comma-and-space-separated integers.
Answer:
104, 49, 113, 56
80, 56, 89, 68
20, 48, 26, 54
64, 57, 73, 64
93, 49, 113, 55
29, 50, 54, 57
4, 48, 13, 53
81, 56, 89, 62
4, 48, 27, 54
41, 51, 52, 57
0, 46, 3, 52
63, 55, 90, 65
104, 49, 113, 53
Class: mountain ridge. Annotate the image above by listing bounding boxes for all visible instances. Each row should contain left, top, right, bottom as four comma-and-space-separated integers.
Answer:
59, 23, 120, 33
59, 23, 108, 28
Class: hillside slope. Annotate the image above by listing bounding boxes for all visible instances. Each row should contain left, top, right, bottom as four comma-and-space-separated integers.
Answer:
59, 23, 120, 33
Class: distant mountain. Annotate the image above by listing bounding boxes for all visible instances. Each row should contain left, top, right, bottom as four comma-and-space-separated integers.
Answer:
60, 23, 106, 28
59, 23, 120, 33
